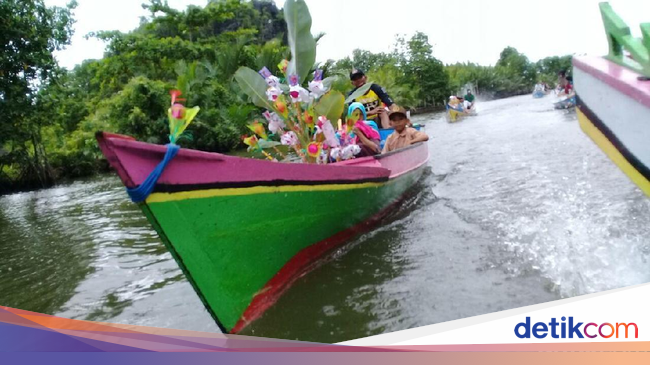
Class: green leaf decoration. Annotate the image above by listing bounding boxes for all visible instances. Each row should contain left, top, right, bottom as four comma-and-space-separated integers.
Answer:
284, 0, 316, 84
258, 139, 282, 149
234, 66, 274, 110
322, 75, 340, 89
314, 90, 345, 124
344, 82, 372, 104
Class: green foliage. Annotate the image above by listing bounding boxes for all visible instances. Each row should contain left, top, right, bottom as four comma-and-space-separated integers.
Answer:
331, 32, 452, 108
0, 0, 76, 189
314, 91, 345, 123
234, 66, 276, 110
448, 50, 573, 99
366, 65, 420, 109
284, 0, 316, 84
100, 76, 170, 143
1, 0, 575, 192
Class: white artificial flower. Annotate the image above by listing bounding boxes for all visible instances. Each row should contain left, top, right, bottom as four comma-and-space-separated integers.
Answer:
266, 75, 280, 88
280, 131, 299, 146
263, 111, 285, 134
289, 85, 310, 103
266, 87, 282, 102
308, 80, 327, 99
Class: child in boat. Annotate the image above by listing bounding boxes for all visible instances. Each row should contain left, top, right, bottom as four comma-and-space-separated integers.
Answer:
346, 102, 381, 157
382, 105, 429, 153
353, 121, 381, 156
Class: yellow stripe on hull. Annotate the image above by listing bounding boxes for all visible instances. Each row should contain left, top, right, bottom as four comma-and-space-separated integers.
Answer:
146, 181, 388, 203
577, 108, 650, 197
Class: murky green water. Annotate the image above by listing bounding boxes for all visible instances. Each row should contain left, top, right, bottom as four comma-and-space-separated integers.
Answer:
1, 95, 649, 342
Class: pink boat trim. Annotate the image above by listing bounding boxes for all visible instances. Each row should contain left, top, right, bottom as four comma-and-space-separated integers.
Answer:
97, 132, 393, 190
573, 56, 650, 109
97, 132, 429, 192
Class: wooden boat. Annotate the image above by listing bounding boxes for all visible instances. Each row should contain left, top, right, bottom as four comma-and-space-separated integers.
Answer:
553, 96, 576, 109
445, 104, 477, 123
446, 104, 465, 123
96, 131, 429, 333
573, 3, 650, 197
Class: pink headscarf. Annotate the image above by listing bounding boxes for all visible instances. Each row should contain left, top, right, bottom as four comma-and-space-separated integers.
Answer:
353, 121, 380, 141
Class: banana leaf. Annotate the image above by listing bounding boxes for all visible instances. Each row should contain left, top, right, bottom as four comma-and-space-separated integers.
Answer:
234, 67, 275, 110
284, 0, 316, 85
344, 82, 372, 104
314, 90, 345, 125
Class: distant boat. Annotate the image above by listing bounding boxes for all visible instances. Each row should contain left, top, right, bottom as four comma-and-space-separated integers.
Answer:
96, 131, 429, 333
445, 103, 476, 123
553, 96, 576, 109
573, 2, 650, 197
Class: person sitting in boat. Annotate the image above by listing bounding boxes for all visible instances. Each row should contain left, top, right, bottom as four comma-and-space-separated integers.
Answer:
460, 97, 473, 111
557, 70, 574, 97
448, 96, 465, 112
382, 105, 429, 153
463, 90, 475, 109
345, 102, 381, 157
348, 68, 395, 129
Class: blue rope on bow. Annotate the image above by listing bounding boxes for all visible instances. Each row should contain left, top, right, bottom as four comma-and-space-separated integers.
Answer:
126, 143, 180, 203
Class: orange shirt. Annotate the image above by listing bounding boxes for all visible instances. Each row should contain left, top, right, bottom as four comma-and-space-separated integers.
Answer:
382, 127, 428, 153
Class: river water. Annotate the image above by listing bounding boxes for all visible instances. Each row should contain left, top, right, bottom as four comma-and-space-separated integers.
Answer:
1, 95, 649, 343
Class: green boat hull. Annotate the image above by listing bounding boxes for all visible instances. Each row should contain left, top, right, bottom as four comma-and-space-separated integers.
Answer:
143, 166, 425, 331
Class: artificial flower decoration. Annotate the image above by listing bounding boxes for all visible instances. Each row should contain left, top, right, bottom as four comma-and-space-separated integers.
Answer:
318, 116, 340, 148
167, 89, 200, 144
330, 144, 361, 161
171, 103, 184, 119
236, 53, 353, 163
274, 97, 289, 118
266, 87, 283, 102
259, 67, 280, 87
242, 135, 259, 151
308, 69, 326, 99
303, 109, 315, 128
263, 111, 285, 134
280, 131, 299, 146
306, 142, 321, 158
170, 89, 185, 105
278, 59, 289, 76
247, 121, 268, 140
288, 74, 310, 104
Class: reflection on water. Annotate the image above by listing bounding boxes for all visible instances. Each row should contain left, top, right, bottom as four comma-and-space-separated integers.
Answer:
0, 177, 216, 332
1, 95, 649, 342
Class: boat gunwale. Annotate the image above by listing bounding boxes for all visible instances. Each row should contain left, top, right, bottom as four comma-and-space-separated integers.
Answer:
573, 56, 650, 110
96, 131, 428, 192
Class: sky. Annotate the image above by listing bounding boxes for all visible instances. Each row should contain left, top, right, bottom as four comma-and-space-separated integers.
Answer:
45, 0, 650, 69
